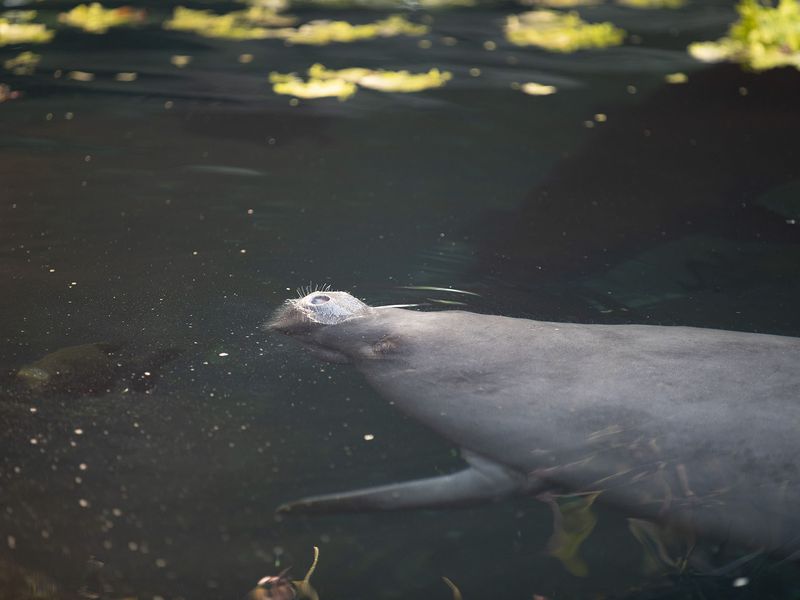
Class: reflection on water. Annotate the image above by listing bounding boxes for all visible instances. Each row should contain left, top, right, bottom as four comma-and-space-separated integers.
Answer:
2, 0, 800, 598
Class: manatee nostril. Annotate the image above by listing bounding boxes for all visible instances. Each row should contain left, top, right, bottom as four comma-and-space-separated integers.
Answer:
310, 294, 331, 305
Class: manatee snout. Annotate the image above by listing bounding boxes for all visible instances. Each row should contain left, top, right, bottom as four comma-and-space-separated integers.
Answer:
266, 291, 372, 335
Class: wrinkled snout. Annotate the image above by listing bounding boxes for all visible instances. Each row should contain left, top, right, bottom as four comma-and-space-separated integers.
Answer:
265, 290, 372, 336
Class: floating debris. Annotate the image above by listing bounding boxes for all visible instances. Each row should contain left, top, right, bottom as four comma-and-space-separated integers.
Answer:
0, 82, 21, 102
270, 71, 358, 100
3, 51, 40, 75
0, 17, 53, 46
1, 10, 37, 22
519, 0, 601, 7
67, 70, 95, 81
616, 0, 685, 7
170, 54, 192, 67
505, 10, 625, 52
664, 71, 687, 83
307, 63, 374, 82
164, 6, 276, 40
165, 7, 424, 44
115, 71, 138, 81
284, 15, 427, 45
272, 64, 452, 99
301, 0, 474, 7
521, 81, 558, 95
354, 68, 451, 92
238, 4, 297, 26
688, 0, 800, 71
59, 3, 146, 34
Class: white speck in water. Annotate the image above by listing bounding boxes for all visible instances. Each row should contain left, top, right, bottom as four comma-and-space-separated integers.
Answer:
74, 428, 84, 435
363, 434, 375, 441
218, 352, 229, 357
79, 499, 90, 508
155, 558, 167, 568
732, 578, 749, 588
128, 541, 139, 551
29, 438, 37, 445
29, 407, 37, 413
79, 463, 87, 471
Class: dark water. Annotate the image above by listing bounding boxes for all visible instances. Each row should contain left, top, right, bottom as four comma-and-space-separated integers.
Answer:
2, 0, 800, 598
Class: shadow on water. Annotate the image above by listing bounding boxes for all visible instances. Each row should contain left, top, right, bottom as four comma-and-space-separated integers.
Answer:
466, 64, 800, 332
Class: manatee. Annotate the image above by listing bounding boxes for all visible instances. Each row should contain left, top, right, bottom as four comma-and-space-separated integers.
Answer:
16, 343, 122, 395
267, 291, 800, 556
14, 343, 181, 396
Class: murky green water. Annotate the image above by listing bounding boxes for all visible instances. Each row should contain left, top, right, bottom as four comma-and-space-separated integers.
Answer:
2, 0, 800, 598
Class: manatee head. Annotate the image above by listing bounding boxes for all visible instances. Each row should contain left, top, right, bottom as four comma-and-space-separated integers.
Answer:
267, 291, 401, 364
16, 365, 51, 391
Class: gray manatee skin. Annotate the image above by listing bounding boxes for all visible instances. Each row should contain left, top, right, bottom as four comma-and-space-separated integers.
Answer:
268, 292, 800, 554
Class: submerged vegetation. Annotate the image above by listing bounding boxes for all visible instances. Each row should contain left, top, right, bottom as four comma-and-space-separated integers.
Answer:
270, 63, 451, 99
505, 10, 626, 52
689, 0, 800, 71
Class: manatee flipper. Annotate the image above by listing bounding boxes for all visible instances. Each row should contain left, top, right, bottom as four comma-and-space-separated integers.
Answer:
278, 450, 542, 514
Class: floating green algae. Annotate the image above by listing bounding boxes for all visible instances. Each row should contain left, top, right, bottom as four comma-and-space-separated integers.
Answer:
270, 63, 452, 100
505, 10, 625, 52
297, 0, 475, 7
59, 3, 146, 34
270, 72, 359, 100
616, 0, 686, 8
284, 14, 427, 45
0, 17, 53, 46
519, 0, 601, 7
3, 51, 40, 75
689, 0, 800, 71
165, 7, 426, 44
164, 6, 278, 39
309, 63, 452, 90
